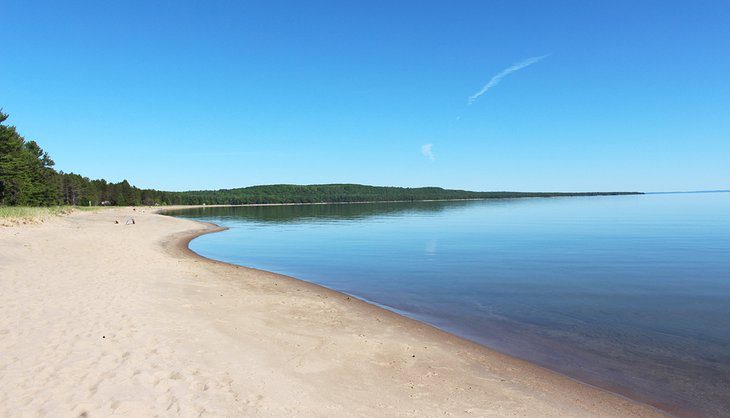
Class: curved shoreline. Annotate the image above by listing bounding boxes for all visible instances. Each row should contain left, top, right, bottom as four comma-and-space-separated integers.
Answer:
0, 206, 668, 416
168, 213, 671, 417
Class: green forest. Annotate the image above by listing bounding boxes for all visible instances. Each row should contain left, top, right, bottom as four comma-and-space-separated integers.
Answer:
0, 111, 639, 206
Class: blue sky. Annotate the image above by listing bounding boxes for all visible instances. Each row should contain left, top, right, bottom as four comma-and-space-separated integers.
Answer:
2, 1, 729, 192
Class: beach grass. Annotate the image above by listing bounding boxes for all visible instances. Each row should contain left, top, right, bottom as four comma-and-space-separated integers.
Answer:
0, 206, 99, 226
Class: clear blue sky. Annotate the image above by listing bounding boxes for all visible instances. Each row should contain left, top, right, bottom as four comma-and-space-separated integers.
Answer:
2, 1, 729, 192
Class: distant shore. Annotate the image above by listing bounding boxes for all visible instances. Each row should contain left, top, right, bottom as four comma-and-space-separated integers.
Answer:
0, 206, 662, 416
158, 192, 644, 211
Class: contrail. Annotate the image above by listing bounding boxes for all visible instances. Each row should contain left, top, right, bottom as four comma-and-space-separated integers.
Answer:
468, 55, 549, 105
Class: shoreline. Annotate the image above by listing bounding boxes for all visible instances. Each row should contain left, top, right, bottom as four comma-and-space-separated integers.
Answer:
0, 207, 665, 416
157, 192, 643, 210
180, 220, 672, 412
167, 210, 672, 417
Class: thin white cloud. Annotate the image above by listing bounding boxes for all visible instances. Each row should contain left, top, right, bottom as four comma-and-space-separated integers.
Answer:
468, 54, 549, 105
421, 144, 435, 161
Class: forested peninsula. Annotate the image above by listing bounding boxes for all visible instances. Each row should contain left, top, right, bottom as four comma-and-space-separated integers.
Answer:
0, 111, 640, 206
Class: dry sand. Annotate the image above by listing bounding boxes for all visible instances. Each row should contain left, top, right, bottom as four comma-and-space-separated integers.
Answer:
0, 207, 665, 417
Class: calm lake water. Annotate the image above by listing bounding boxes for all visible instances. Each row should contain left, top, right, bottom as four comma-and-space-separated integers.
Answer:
166, 192, 730, 416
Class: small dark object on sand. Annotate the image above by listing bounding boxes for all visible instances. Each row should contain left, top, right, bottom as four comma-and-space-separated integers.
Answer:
114, 220, 119, 224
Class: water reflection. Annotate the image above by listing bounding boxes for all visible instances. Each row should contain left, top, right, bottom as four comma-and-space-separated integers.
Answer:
164, 200, 478, 224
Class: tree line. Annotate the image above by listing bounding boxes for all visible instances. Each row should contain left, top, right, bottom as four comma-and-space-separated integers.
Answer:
161, 184, 639, 206
0, 110, 639, 207
0, 111, 170, 206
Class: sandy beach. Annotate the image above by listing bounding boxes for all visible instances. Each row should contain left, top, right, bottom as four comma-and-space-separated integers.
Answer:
0, 207, 665, 417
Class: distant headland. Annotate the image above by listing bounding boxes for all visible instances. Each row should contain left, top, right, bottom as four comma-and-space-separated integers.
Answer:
157, 184, 642, 206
